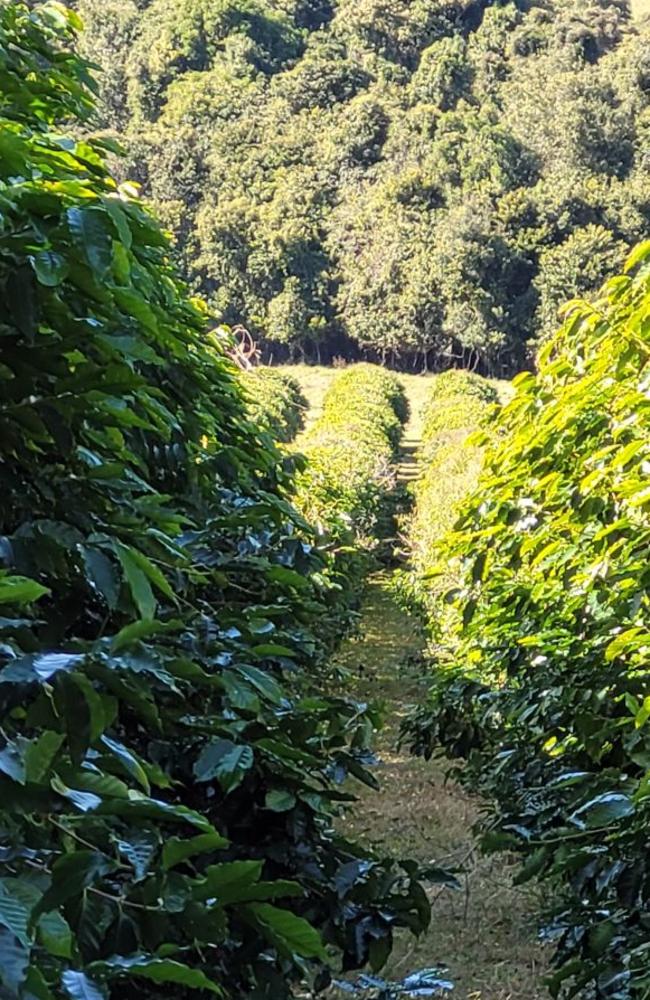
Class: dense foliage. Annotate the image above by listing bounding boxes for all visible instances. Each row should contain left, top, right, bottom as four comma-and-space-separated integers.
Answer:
407, 242, 650, 997
395, 371, 497, 625
239, 367, 307, 443
295, 365, 407, 546
76, 0, 650, 372
0, 9, 433, 999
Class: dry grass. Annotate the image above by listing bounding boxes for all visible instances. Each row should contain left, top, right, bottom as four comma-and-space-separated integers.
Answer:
280, 365, 339, 430
332, 577, 550, 1000
631, 0, 650, 19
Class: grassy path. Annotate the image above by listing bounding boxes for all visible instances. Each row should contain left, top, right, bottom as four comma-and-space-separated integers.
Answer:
281, 364, 548, 996
335, 576, 548, 999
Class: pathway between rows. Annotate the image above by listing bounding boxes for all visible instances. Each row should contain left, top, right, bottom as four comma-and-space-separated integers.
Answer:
334, 576, 547, 999
333, 393, 548, 998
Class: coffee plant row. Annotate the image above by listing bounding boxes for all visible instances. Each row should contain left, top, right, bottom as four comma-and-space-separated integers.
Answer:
295, 364, 408, 547
239, 368, 308, 444
0, 7, 435, 999
394, 370, 497, 631
408, 243, 650, 998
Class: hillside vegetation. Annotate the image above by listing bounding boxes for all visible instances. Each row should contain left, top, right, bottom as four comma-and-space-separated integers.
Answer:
295, 364, 407, 545
76, 0, 650, 372
396, 370, 499, 628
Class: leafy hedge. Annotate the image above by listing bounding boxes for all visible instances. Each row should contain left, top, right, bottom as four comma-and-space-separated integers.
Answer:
407, 243, 650, 998
294, 365, 408, 545
239, 368, 307, 444
0, 9, 431, 999
396, 372, 497, 627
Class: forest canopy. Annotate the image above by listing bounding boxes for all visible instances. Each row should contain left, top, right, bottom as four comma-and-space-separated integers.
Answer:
75, 0, 650, 372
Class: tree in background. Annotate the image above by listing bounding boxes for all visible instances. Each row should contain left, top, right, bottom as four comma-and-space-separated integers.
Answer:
76, 0, 650, 372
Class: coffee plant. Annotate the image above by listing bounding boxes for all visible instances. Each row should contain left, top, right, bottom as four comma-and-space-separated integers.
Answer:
408, 243, 650, 998
295, 365, 407, 545
239, 368, 307, 444
0, 6, 434, 998
394, 371, 497, 628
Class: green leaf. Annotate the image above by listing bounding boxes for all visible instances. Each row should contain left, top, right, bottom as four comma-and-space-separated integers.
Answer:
0, 741, 26, 784
96, 957, 222, 995
50, 775, 102, 812
111, 618, 180, 653
0, 927, 29, 993
244, 903, 327, 960
70, 673, 107, 743
191, 861, 263, 902
67, 207, 112, 276
251, 644, 297, 658
29, 251, 69, 287
212, 880, 303, 905
100, 735, 149, 792
233, 664, 283, 703
113, 287, 159, 333
24, 967, 55, 1000
193, 739, 254, 792
82, 547, 119, 610
162, 832, 229, 871
588, 919, 616, 958
569, 793, 635, 829
35, 851, 115, 918
24, 732, 64, 784
94, 796, 219, 833
0, 652, 84, 685
513, 847, 548, 886
120, 546, 175, 602
61, 970, 106, 1000
39, 910, 72, 958
114, 543, 156, 620
0, 575, 49, 606
115, 831, 158, 881
103, 198, 133, 250
265, 789, 296, 812
0, 880, 31, 948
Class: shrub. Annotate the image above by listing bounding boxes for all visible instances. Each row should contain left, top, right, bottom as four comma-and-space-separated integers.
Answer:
294, 365, 408, 544
407, 242, 650, 997
240, 367, 307, 443
419, 370, 498, 463
0, 9, 431, 999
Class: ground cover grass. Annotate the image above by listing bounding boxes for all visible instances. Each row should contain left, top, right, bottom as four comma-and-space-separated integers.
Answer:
331, 574, 549, 1000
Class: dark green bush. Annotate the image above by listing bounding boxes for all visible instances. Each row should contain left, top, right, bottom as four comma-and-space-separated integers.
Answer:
240, 367, 307, 443
407, 243, 650, 997
0, 9, 431, 999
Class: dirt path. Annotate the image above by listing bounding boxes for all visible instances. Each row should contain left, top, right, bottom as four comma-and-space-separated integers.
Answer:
335, 576, 549, 999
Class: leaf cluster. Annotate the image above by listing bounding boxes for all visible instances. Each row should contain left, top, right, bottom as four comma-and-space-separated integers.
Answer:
407, 242, 650, 997
393, 371, 497, 626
